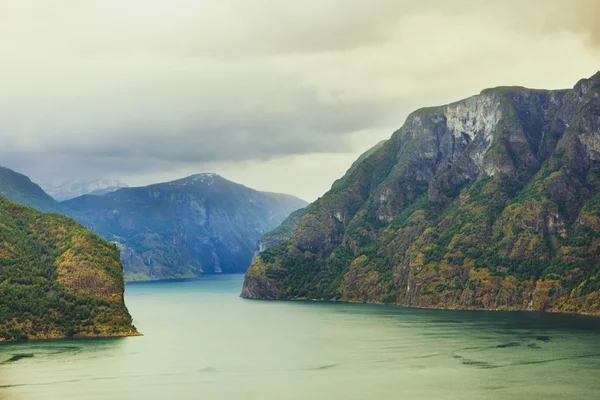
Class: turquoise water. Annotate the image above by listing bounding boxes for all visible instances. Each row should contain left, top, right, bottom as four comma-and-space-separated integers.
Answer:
1, 274, 600, 400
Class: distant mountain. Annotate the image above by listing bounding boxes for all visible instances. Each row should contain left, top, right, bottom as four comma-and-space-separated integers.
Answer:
242, 72, 600, 316
0, 195, 138, 341
64, 173, 307, 281
0, 166, 65, 213
42, 178, 129, 201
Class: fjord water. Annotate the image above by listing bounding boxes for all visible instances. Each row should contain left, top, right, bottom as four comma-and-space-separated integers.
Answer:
1, 275, 600, 400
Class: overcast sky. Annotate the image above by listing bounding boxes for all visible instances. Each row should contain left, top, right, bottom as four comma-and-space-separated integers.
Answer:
1, 0, 599, 201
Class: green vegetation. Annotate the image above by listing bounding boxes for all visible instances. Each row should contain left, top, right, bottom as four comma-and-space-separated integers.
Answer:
242, 72, 600, 315
0, 196, 138, 341
257, 207, 308, 246
0, 166, 65, 213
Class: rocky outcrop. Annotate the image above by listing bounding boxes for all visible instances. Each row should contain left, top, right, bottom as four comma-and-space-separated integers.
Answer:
242, 72, 600, 315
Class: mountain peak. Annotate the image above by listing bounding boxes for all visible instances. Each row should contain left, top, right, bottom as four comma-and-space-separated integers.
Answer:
187, 172, 221, 180
167, 173, 224, 188
574, 70, 600, 93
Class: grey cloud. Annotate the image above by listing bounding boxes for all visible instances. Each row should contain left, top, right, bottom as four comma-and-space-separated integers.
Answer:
6, 0, 597, 59
0, 0, 599, 200
0, 60, 395, 180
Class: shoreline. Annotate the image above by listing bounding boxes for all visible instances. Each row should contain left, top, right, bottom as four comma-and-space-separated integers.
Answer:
240, 295, 600, 317
0, 331, 143, 345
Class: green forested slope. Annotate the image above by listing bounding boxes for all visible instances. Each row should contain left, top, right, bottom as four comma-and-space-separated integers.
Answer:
0, 166, 65, 213
0, 196, 138, 341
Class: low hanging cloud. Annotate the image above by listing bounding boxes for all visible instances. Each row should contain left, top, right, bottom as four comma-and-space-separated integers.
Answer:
0, 0, 599, 200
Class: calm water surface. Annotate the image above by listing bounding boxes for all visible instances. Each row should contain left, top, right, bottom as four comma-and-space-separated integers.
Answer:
1, 274, 600, 400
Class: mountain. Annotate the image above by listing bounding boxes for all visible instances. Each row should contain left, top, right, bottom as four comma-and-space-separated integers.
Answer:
0, 196, 138, 341
242, 72, 600, 315
0, 166, 65, 213
64, 173, 307, 281
251, 140, 388, 261
331, 139, 387, 191
42, 178, 129, 201
251, 207, 308, 261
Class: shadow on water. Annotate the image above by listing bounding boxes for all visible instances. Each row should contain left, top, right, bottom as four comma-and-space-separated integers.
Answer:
495, 342, 521, 348
281, 299, 600, 333
0, 354, 34, 365
0, 337, 128, 366
275, 299, 600, 373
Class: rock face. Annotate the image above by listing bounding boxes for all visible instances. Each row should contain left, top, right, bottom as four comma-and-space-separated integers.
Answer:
0, 196, 138, 341
251, 207, 308, 261
64, 173, 307, 281
242, 72, 600, 315
250, 141, 388, 261
252, 140, 386, 261
0, 166, 65, 213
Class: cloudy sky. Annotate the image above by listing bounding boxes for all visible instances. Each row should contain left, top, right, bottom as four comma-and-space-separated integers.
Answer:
1, 0, 599, 201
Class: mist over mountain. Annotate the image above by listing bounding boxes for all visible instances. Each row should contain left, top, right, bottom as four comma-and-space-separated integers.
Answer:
42, 178, 129, 201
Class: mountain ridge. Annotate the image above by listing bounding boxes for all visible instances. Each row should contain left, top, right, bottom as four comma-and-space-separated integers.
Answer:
242, 71, 600, 315
0, 166, 66, 213
65, 173, 307, 281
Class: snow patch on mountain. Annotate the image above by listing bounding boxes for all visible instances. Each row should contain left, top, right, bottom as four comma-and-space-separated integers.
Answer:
42, 178, 129, 201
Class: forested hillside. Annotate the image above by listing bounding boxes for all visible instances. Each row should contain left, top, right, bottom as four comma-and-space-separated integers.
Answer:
0, 196, 138, 341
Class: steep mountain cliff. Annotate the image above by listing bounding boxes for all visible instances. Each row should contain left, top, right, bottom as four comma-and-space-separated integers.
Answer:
251, 207, 308, 261
64, 174, 307, 281
251, 140, 388, 261
0, 166, 65, 213
243, 72, 600, 315
0, 196, 138, 341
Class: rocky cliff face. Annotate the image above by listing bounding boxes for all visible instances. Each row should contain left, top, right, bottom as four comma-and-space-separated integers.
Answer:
249, 141, 389, 262
251, 207, 308, 261
242, 72, 600, 315
0, 196, 138, 341
65, 174, 307, 281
